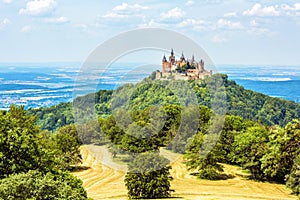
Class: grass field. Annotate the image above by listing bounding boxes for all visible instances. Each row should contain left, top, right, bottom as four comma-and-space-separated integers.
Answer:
73, 145, 297, 200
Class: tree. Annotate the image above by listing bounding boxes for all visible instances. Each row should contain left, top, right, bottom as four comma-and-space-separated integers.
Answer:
124, 152, 173, 199
261, 120, 300, 182
286, 154, 300, 196
0, 170, 89, 200
218, 115, 245, 163
52, 124, 82, 168
231, 125, 268, 180
0, 105, 41, 177
185, 132, 224, 180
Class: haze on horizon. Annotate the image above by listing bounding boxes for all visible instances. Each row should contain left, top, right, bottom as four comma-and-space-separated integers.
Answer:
1, 0, 300, 66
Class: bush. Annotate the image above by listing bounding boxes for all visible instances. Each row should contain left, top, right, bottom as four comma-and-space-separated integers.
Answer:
286, 154, 300, 196
198, 167, 220, 180
124, 152, 174, 199
0, 170, 89, 200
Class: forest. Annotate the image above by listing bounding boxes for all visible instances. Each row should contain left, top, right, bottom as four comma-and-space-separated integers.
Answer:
1, 73, 300, 199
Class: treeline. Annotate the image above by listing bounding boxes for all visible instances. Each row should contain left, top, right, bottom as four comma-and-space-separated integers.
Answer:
0, 105, 90, 199
30, 74, 300, 132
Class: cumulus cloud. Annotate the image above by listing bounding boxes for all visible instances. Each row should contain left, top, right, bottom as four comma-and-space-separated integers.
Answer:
243, 3, 280, 17
112, 2, 149, 12
20, 25, 33, 33
224, 12, 237, 17
160, 7, 185, 21
103, 3, 149, 19
250, 19, 258, 26
3, 0, 13, 4
177, 18, 205, 28
281, 3, 300, 11
0, 18, 11, 30
186, 0, 195, 6
281, 3, 300, 16
19, 0, 57, 17
211, 34, 229, 43
44, 16, 69, 24
217, 18, 243, 29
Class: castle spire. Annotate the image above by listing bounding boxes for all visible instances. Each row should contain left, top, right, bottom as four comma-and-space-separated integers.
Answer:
171, 48, 174, 56
162, 54, 167, 62
181, 52, 185, 58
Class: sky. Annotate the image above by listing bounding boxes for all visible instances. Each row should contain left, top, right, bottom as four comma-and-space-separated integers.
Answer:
1, 0, 300, 65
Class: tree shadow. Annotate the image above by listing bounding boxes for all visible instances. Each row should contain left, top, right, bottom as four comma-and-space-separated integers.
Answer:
70, 166, 91, 172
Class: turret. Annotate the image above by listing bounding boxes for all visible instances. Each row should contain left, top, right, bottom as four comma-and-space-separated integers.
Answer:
180, 52, 185, 62
199, 59, 204, 72
171, 48, 174, 56
162, 54, 167, 62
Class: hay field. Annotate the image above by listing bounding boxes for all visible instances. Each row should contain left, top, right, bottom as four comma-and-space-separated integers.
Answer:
73, 145, 297, 200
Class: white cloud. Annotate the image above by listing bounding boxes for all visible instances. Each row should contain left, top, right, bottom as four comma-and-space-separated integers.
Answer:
224, 12, 237, 17
0, 18, 11, 30
281, 3, 300, 11
112, 3, 149, 12
250, 19, 258, 26
246, 27, 271, 36
243, 3, 280, 17
103, 12, 128, 19
103, 3, 149, 19
160, 7, 185, 20
19, 0, 57, 17
211, 34, 229, 43
139, 19, 166, 28
186, 0, 195, 6
44, 16, 69, 24
3, 0, 13, 4
281, 3, 300, 16
217, 18, 243, 29
20, 25, 33, 33
177, 18, 205, 28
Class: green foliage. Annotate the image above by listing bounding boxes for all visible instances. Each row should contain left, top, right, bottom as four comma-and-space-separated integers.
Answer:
124, 152, 173, 199
185, 132, 224, 180
286, 154, 300, 196
29, 102, 74, 132
52, 125, 82, 168
261, 120, 300, 182
0, 170, 88, 200
0, 105, 42, 177
218, 115, 246, 163
231, 125, 269, 180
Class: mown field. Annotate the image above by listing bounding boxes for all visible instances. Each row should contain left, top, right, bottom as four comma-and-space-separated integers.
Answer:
73, 145, 297, 200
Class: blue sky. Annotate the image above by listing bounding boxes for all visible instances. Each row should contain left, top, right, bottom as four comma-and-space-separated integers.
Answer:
1, 0, 300, 65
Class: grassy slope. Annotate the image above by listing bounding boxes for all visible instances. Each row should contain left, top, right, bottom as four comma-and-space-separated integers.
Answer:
73, 145, 297, 200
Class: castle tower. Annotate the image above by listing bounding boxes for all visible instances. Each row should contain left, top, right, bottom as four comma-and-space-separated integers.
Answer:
180, 52, 185, 62
199, 59, 204, 72
162, 54, 171, 73
169, 49, 176, 65
191, 54, 195, 64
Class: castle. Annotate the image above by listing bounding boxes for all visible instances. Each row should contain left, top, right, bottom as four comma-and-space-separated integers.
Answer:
156, 49, 212, 80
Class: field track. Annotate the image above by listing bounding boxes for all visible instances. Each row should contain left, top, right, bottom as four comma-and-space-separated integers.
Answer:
73, 145, 297, 200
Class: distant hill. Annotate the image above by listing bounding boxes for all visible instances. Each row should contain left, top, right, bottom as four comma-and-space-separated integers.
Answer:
30, 73, 300, 131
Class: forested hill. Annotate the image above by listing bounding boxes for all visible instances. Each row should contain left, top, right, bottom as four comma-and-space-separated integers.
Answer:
30, 73, 300, 131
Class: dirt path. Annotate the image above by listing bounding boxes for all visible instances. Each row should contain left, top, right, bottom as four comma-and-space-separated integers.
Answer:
73, 145, 297, 200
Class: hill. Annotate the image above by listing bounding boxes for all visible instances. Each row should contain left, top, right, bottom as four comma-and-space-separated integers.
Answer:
30, 73, 300, 131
